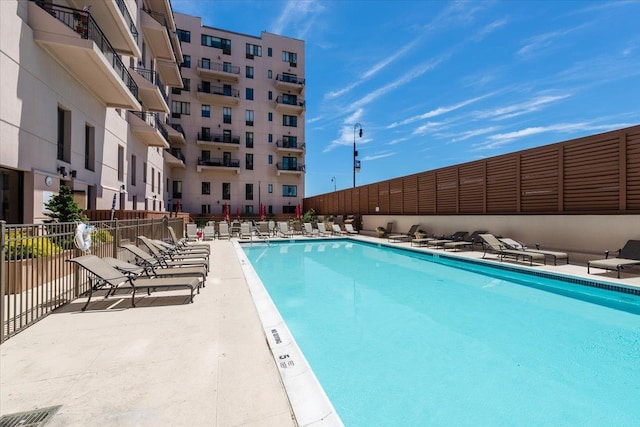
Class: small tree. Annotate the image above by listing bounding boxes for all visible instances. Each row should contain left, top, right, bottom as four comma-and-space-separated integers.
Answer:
45, 185, 87, 223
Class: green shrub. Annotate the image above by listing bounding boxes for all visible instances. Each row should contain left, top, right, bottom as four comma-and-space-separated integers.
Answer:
92, 229, 113, 243
4, 231, 62, 260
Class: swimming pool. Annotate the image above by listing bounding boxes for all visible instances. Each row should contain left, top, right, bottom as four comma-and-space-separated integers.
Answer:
240, 239, 640, 426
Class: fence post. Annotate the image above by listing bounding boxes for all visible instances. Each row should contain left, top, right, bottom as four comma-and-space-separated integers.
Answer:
136, 218, 140, 243
113, 218, 119, 258
0, 220, 6, 344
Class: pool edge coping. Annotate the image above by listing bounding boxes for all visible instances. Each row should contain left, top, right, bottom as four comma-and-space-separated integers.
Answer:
233, 240, 345, 427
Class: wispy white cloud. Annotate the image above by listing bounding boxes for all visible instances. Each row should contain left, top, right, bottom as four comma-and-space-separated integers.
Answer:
473, 121, 633, 151
446, 126, 501, 143
517, 24, 587, 58
271, 0, 325, 39
387, 137, 409, 146
474, 94, 571, 121
388, 93, 494, 128
362, 152, 396, 161
412, 121, 448, 136
471, 18, 508, 42
323, 109, 369, 152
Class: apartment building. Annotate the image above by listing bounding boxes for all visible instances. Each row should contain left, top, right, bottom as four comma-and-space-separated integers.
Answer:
168, 13, 306, 217
0, 0, 183, 223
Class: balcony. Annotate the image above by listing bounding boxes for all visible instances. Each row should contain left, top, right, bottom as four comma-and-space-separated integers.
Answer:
276, 163, 305, 176
197, 60, 240, 83
275, 74, 305, 94
164, 149, 186, 169
197, 132, 241, 150
167, 123, 186, 145
156, 58, 182, 87
275, 96, 305, 114
28, 1, 140, 110
275, 140, 305, 153
141, 9, 174, 62
128, 111, 170, 148
66, 0, 140, 56
197, 157, 241, 174
130, 67, 169, 112
196, 84, 240, 106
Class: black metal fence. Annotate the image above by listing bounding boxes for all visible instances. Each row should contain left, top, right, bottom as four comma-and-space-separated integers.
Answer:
1, 217, 184, 343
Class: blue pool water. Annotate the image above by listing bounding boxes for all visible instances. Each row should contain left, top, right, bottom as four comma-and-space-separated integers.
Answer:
242, 240, 640, 426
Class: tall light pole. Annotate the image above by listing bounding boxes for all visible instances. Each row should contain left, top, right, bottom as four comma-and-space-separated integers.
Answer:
353, 123, 363, 188
331, 176, 336, 192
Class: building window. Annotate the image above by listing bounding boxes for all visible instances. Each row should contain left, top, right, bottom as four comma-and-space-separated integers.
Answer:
84, 124, 95, 171
151, 166, 155, 192
157, 171, 161, 193
172, 181, 182, 199
282, 156, 298, 171
268, 91, 272, 100
201, 150, 211, 162
283, 135, 298, 147
246, 153, 253, 170
176, 29, 191, 43
267, 70, 272, 79
245, 110, 254, 126
201, 105, 211, 117
117, 146, 124, 181
202, 204, 211, 214
201, 127, 211, 140
268, 112, 273, 122
222, 182, 231, 200
223, 107, 232, 124
282, 51, 297, 66
268, 184, 273, 193
245, 205, 254, 214
202, 35, 231, 54
246, 66, 254, 78
182, 78, 190, 91
171, 101, 190, 116
181, 55, 191, 68
245, 183, 253, 200
202, 182, 211, 195
268, 134, 273, 143
283, 115, 297, 127
223, 130, 232, 142
268, 155, 273, 165
246, 88, 254, 100
130, 155, 136, 186
57, 107, 70, 162
143, 162, 147, 183
246, 132, 254, 148
246, 43, 262, 58
268, 47, 272, 57
283, 185, 297, 197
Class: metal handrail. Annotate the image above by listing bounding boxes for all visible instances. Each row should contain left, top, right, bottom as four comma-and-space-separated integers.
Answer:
276, 140, 305, 150
198, 157, 240, 167
197, 132, 240, 144
33, 1, 139, 100
276, 74, 305, 85
134, 67, 168, 101
275, 96, 305, 106
197, 59, 240, 75
114, 0, 139, 43
197, 84, 239, 98
276, 162, 305, 171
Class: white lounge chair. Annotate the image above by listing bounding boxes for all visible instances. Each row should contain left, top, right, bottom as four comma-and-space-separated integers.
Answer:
344, 223, 358, 234
218, 222, 230, 239
303, 222, 319, 237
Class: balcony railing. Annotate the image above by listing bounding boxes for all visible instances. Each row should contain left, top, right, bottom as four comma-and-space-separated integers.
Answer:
130, 111, 168, 140
134, 67, 168, 102
197, 59, 240, 75
276, 163, 305, 172
276, 74, 305, 85
33, 1, 138, 100
166, 149, 185, 162
276, 140, 305, 150
275, 96, 305, 107
198, 157, 240, 168
171, 123, 185, 137
115, 0, 139, 43
197, 84, 240, 98
198, 132, 240, 144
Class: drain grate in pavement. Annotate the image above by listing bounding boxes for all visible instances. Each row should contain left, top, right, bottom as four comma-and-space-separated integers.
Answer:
0, 405, 61, 427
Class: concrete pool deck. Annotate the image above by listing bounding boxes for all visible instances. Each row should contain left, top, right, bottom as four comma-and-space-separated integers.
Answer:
1, 234, 638, 426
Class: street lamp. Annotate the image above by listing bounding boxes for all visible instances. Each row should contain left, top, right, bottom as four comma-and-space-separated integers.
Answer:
331, 176, 336, 192
353, 123, 363, 188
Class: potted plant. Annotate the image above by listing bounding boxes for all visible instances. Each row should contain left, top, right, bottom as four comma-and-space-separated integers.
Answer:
376, 226, 386, 238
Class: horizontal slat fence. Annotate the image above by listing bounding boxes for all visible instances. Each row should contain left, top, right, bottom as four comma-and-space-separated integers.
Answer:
305, 126, 640, 215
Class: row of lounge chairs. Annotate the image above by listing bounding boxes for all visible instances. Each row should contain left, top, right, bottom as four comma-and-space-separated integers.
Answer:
68, 227, 212, 310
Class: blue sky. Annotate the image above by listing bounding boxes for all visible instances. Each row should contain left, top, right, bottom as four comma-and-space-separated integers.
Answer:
171, 0, 640, 196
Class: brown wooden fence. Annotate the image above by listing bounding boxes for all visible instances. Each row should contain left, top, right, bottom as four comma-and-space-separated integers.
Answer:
304, 125, 640, 215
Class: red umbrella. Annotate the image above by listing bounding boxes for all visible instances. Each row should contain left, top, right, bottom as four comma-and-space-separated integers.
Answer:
260, 203, 265, 220
224, 202, 230, 222
236, 207, 240, 220
296, 204, 302, 219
